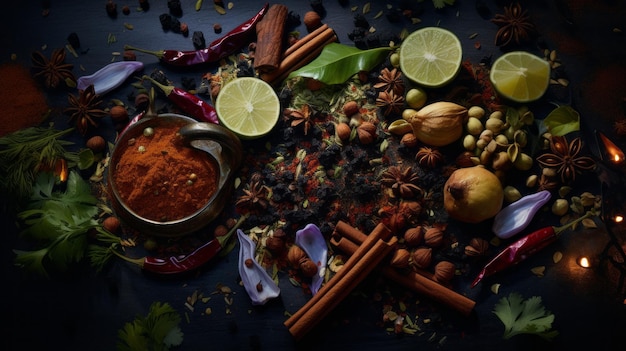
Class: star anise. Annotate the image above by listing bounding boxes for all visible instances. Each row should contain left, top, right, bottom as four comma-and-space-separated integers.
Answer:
376, 90, 404, 117
415, 147, 445, 169
235, 177, 270, 212
287, 104, 316, 135
380, 165, 423, 199
31, 48, 76, 89
491, 2, 536, 47
536, 135, 596, 184
64, 84, 108, 135
373, 67, 405, 95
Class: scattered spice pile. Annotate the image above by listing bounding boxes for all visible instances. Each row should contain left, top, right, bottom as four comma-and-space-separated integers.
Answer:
0, 63, 50, 136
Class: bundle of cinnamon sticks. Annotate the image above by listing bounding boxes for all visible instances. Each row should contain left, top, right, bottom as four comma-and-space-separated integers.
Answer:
259, 23, 337, 86
284, 222, 397, 341
331, 221, 476, 317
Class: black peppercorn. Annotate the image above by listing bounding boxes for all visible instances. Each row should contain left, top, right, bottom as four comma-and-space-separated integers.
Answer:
138, 0, 150, 11
167, 0, 182, 17
192, 31, 206, 49
159, 13, 172, 30
67, 32, 80, 49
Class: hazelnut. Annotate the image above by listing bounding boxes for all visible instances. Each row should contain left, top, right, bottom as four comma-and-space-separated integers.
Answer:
357, 121, 377, 144
265, 236, 285, 253
86, 135, 106, 153
400, 133, 418, 148
411, 247, 432, 269
109, 105, 129, 123
335, 122, 351, 141
287, 245, 307, 267
102, 216, 121, 233
403, 226, 424, 247
465, 237, 489, 257
134, 93, 150, 110
342, 100, 359, 117
299, 258, 318, 277
389, 248, 410, 269
303, 11, 322, 32
424, 227, 444, 247
433, 261, 456, 284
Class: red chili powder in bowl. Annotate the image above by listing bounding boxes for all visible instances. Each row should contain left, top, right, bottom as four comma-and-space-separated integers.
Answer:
112, 119, 220, 222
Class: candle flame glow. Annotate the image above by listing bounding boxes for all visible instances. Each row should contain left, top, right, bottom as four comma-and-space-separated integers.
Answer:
615, 215, 624, 223
598, 132, 625, 165
578, 256, 591, 268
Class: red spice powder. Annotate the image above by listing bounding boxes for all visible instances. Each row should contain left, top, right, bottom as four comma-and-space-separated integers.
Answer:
112, 120, 219, 221
0, 63, 49, 136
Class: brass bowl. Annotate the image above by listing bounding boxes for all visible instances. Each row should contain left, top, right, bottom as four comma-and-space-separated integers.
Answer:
107, 113, 243, 237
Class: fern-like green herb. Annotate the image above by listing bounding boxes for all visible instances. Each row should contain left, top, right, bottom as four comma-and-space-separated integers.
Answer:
493, 292, 559, 340
0, 125, 75, 205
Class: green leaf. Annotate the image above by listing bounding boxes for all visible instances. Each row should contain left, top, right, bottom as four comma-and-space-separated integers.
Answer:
542, 105, 580, 136
493, 292, 559, 340
287, 43, 393, 85
118, 302, 183, 351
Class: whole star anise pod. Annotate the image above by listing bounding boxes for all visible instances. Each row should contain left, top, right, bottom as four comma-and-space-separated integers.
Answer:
373, 67, 405, 95
536, 135, 596, 184
415, 147, 444, 168
376, 90, 404, 117
380, 165, 423, 199
287, 104, 316, 135
31, 48, 76, 89
235, 178, 271, 212
64, 84, 108, 135
491, 2, 536, 47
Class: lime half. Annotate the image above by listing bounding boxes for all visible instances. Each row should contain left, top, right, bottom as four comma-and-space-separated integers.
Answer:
489, 51, 551, 103
399, 27, 463, 88
215, 77, 280, 139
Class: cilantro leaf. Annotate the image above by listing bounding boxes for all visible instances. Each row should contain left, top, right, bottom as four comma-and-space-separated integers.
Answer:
493, 292, 559, 340
118, 302, 184, 351
14, 171, 100, 277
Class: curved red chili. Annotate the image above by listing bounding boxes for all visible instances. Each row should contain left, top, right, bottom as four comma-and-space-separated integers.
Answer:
123, 3, 268, 66
143, 75, 218, 124
471, 210, 596, 288
143, 239, 222, 274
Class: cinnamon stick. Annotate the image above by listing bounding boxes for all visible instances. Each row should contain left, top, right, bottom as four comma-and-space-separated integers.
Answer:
286, 236, 397, 340
333, 224, 476, 316
254, 4, 288, 73
285, 222, 391, 329
260, 26, 337, 86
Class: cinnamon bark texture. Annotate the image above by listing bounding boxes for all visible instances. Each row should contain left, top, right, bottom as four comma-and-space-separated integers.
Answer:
284, 223, 397, 340
331, 221, 476, 316
253, 4, 288, 73
260, 24, 338, 86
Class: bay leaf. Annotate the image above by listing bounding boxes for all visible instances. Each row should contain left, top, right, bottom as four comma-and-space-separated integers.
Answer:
287, 43, 393, 85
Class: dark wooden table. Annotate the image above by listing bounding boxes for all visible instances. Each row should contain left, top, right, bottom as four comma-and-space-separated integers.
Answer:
2, 1, 626, 350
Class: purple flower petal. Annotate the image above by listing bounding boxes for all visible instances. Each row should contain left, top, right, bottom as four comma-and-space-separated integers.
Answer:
77, 61, 144, 95
237, 230, 280, 305
493, 190, 552, 239
295, 223, 327, 295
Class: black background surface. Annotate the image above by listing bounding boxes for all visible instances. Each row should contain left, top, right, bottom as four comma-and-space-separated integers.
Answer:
2, 1, 626, 350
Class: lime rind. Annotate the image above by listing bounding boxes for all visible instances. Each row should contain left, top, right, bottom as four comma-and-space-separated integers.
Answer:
399, 27, 463, 88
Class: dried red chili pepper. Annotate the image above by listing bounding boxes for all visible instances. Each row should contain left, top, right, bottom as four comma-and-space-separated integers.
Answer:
143, 75, 218, 124
471, 211, 596, 288
124, 3, 268, 67
115, 216, 247, 275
